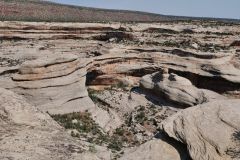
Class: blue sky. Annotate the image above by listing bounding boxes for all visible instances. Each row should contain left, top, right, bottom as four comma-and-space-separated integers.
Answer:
49, 0, 240, 19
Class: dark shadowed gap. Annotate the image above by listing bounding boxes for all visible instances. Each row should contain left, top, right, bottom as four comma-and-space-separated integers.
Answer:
169, 69, 240, 93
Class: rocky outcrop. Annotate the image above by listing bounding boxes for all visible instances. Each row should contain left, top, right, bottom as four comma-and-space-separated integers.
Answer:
161, 100, 240, 160
11, 54, 95, 114
0, 88, 111, 160
140, 71, 224, 107
120, 139, 182, 160
8, 53, 130, 132
0, 21, 240, 159
1, 21, 240, 95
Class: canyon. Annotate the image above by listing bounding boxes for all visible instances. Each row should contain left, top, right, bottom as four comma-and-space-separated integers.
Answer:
0, 20, 240, 159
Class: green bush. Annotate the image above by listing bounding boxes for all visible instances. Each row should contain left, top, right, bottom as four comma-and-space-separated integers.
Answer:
51, 112, 100, 134
135, 111, 147, 125
115, 127, 125, 136
107, 138, 123, 152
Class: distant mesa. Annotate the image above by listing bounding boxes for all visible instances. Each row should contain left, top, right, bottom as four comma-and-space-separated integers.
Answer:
0, 0, 239, 23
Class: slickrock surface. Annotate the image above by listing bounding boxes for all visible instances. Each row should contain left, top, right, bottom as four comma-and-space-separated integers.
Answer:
0, 88, 111, 160
0, 21, 240, 159
161, 100, 240, 160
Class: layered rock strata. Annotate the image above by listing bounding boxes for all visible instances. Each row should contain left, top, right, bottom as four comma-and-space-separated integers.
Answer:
11, 54, 95, 114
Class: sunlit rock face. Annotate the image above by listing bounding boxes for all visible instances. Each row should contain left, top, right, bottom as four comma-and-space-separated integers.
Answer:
140, 71, 225, 107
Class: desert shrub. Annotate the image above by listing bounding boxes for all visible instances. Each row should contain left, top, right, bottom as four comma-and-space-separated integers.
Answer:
71, 131, 80, 138
162, 40, 180, 48
226, 131, 240, 158
88, 89, 101, 103
107, 137, 123, 152
137, 105, 145, 112
115, 127, 125, 136
125, 113, 133, 127
51, 112, 126, 152
199, 43, 229, 52
51, 112, 101, 134
135, 111, 147, 125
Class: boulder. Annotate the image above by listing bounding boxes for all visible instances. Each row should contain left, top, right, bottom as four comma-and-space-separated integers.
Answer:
161, 100, 240, 160
140, 71, 224, 107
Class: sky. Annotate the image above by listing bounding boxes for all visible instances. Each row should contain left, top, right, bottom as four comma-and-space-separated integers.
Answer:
49, 0, 240, 19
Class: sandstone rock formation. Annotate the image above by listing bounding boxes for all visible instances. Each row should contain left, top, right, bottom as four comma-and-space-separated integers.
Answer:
161, 100, 240, 160
10, 53, 94, 114
120, 139, 182, 160
1, 21, 240, 95
0, 88, 111, 160
0, 21, 240, 159
7, 53, 118, 133
140, 71, 224, 107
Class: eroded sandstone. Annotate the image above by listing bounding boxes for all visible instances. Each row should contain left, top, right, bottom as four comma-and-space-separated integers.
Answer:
0, 21, 240, 159
161, 100, 240, 160
140, 71, 225, 107
0, 88, 111, 160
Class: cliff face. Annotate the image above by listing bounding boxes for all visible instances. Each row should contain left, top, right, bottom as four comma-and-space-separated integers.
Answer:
0, 20, 240, 159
